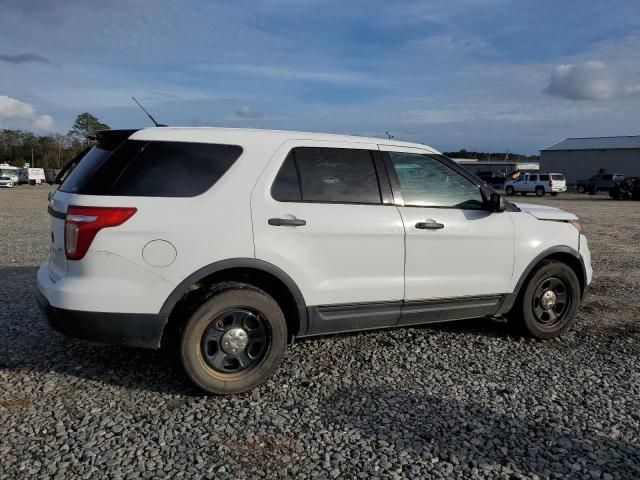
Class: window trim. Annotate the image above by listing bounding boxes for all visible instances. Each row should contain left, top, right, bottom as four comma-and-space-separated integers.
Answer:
382, 151, 492, 211
270, 147, 392, 206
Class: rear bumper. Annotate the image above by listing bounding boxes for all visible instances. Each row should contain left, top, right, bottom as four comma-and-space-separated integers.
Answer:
35, 287, 167, 349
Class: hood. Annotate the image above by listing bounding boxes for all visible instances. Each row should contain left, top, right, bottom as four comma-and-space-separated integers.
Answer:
513, 202, 578, 221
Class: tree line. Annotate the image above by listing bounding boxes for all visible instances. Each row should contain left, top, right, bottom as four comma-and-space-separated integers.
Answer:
443, 149, 540, 162
0, 113, 110, 170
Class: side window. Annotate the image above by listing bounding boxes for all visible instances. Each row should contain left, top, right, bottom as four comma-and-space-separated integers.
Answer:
603, 174, 613, 181
271, 152, 301, 201
388, 152, 484, 210
539, 174, 550, 181
61, 140, 242, 197
529, 175, 538, 182
272, 147, 381, 204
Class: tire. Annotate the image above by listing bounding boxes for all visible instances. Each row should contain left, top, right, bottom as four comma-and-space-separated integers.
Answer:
535, 187, 545, 197
180, 282, 288, 394
577, 185, 585, 193
513, 260, 580, 339
505, 186, 514, 196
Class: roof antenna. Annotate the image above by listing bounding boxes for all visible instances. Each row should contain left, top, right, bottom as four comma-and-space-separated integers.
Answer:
132, 97, 167, 127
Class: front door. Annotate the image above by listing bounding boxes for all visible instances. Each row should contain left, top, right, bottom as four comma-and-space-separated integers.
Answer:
379, 146, 515, 324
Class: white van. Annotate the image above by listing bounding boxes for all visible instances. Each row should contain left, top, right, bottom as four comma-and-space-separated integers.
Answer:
0, 163, 19, 183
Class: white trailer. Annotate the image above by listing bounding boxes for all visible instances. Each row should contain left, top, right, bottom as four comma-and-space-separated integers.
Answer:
18, 166, 46, 185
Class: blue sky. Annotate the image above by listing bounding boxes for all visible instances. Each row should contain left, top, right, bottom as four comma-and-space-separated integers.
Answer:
1, 0, 639, 154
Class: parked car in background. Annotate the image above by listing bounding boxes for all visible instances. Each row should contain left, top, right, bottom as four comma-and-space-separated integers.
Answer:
576, 173, 624, 194
36, 127, 592, 394
504, 173, 567, 197
609, 177, 640, 200
0, 176, 14, 187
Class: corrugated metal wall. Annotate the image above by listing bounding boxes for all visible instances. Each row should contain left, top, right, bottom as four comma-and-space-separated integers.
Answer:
539, 149, 640, 183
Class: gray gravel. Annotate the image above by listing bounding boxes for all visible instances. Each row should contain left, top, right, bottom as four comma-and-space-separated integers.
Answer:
1, 186, 639, 479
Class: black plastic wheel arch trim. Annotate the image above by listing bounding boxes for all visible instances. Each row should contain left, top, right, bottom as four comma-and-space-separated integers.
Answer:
159, 258, 309, 336
495, 246, 588, 316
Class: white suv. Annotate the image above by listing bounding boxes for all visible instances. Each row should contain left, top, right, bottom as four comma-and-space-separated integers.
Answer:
36, 128, 592, 394
504, 173, 567, 197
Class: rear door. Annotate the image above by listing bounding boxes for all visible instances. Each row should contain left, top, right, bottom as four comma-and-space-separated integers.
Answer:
379, 145, 515, 323
251, 141, 405, 333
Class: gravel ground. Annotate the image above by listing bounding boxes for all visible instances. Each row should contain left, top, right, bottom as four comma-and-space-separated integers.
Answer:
1, 186, 639, 479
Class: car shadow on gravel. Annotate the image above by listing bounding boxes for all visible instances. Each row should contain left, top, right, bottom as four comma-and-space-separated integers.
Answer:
0, 266, 200, 396
322, 386, 640, 478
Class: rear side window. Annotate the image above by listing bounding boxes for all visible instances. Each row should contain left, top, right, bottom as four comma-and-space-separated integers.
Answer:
539, 174, 550, 181
529, 175, 538, 181
272, 147, 381, 204
551, 174, 564, 180
60, 140, 242, 197
603, 174, 613, 180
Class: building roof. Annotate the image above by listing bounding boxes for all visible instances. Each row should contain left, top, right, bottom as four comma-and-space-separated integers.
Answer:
542, 135, 640, 151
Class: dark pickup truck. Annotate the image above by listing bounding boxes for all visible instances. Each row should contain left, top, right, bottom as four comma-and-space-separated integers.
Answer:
576, 173, 624, 194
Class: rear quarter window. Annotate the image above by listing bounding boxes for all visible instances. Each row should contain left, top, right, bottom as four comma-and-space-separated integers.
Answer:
60, 140, 242, 197
539, 174, 550, 181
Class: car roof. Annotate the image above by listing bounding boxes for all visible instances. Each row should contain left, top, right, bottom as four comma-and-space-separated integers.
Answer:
129, 127, 441, 154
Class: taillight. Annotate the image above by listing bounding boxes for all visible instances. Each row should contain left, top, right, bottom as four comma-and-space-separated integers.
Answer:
549, 180, 553, 187
65, 206, 137, 260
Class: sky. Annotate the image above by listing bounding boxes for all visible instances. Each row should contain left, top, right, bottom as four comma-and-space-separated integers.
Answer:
1, 0, 639, 154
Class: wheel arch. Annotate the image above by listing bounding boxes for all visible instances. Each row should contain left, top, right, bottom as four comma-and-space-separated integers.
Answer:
159, 258, 308, 347
497, 246, 587, 315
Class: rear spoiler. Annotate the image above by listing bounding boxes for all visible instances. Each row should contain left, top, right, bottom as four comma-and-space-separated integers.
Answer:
54, 129, 139, 185
86, 129, 139, 150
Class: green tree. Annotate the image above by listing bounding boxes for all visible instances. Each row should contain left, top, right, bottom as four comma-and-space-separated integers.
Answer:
68, 112, 110, 143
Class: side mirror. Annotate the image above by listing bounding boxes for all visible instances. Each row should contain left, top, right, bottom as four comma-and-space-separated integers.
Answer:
488, 192, 507, 212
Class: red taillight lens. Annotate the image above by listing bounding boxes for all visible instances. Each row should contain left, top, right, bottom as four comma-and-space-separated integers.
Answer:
549, 180, 553, 187
65, 206, 137, 260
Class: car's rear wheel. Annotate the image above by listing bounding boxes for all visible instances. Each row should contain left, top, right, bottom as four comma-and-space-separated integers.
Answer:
577, 185, 585, 193
180, 282, 287, 394
535, 187, 545, 197
514, 260, 580, 338
505, 186, 515, 196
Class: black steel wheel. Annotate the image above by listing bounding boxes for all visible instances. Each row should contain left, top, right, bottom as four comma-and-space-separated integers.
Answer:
535, 186, 545, 197
531, 276, 570, 328
505, 185, 515, 196
200, 308, 269, 373
514, 259, 581, 338
181, 282, 287, 394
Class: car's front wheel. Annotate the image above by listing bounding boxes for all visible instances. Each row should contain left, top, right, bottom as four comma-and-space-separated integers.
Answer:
514, 260, 580, 338
180, 282, 288, 394
577, 185, 585, 193
505, 185, 515, 196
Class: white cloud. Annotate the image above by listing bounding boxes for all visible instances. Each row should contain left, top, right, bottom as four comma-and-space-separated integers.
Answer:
544, 61, 640, 101
0, 95, 55, 130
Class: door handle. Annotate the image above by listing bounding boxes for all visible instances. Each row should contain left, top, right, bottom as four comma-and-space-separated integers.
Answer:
415, 220, 444, 230
268, 218, 306, 227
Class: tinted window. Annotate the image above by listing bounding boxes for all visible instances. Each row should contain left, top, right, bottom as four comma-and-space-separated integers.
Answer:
389, 152, 484, 209
292, 147, 381, 204
551, 174, 564, 180
271, 152, 301, 201
539, 174, 550, 181
58, 146, 113, 193
60, 140, 242, 197
603, 174, 613, 181
529, 175, 538, 181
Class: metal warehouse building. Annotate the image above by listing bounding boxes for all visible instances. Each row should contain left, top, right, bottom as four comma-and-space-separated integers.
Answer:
540, 136, 640, 183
